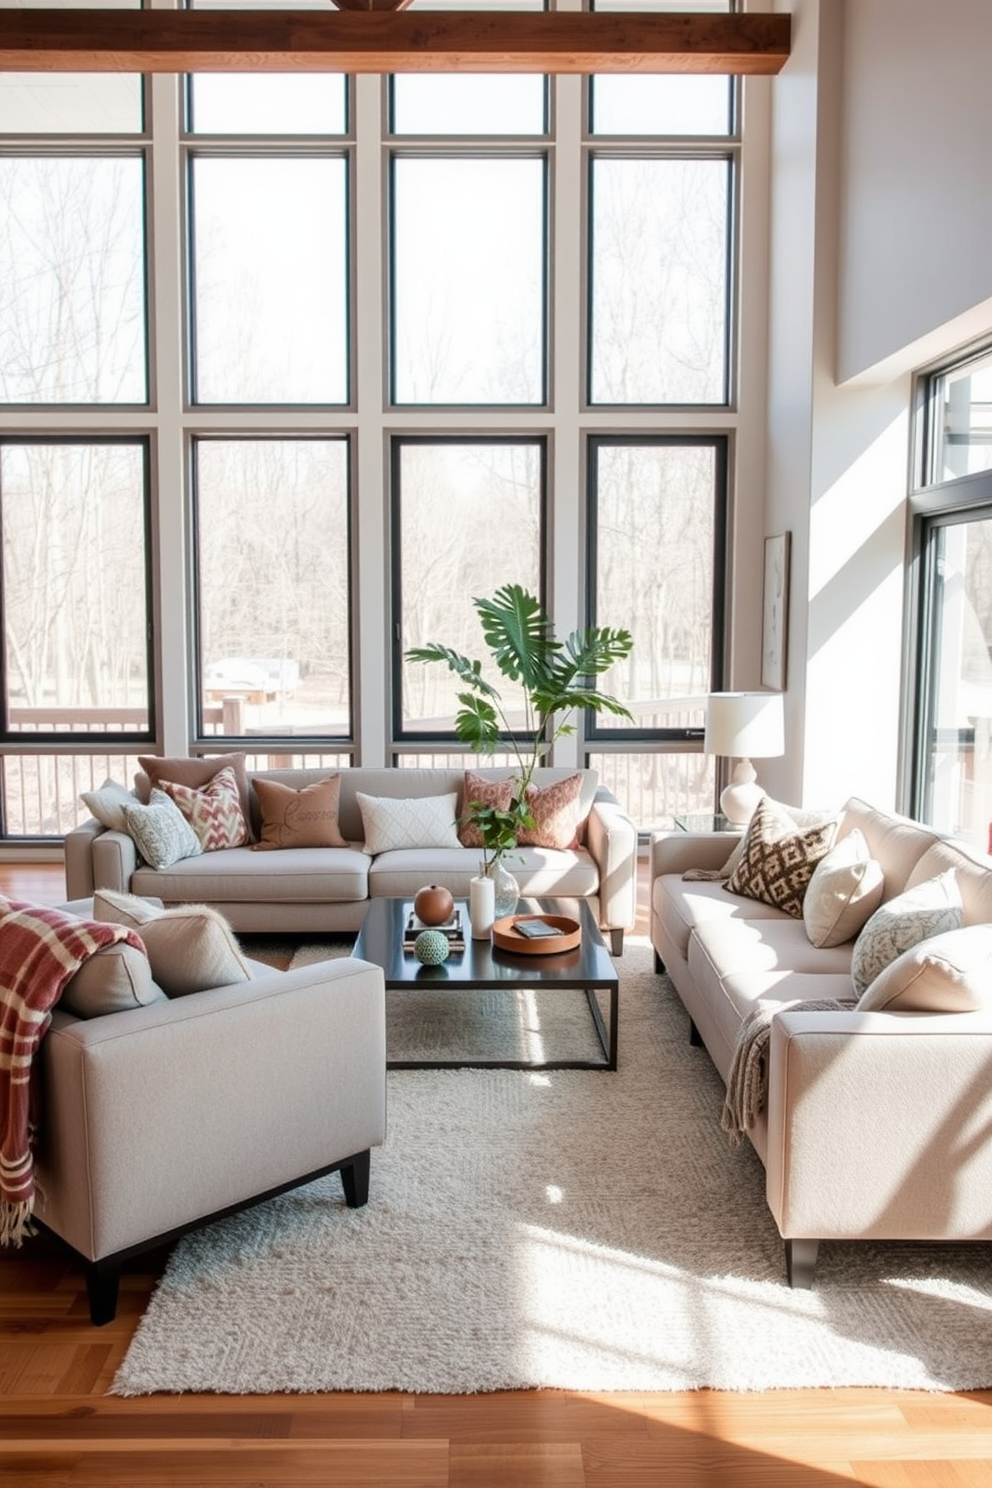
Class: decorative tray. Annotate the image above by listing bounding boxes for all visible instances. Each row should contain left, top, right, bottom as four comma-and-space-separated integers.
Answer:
492, 913, 581, 956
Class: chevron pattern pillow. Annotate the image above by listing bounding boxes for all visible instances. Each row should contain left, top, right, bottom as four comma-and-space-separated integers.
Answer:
725, 795, 838, 918
161, 764, 251, 852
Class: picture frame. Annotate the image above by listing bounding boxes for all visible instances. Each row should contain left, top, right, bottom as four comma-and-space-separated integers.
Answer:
761, 532, 790, 692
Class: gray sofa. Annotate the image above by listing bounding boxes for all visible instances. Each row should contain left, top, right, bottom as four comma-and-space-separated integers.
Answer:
65, 765, 638, 953
651, 796, 992, 1285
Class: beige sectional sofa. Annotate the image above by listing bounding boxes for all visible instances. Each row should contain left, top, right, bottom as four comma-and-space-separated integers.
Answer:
65, 763, 638, 953
651, 796, 992, 1286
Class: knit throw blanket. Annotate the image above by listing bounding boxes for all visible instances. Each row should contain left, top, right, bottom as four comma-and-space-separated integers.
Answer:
721, 996, 855, 1146
0, 900, 143, 1245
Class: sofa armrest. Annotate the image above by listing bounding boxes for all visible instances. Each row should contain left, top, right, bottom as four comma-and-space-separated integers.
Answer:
586, 787, 638, 932
36, 957, 387, 1261
650, 828, 739, 880
765, 1009, 992, 1243
63, 818, 104, 900
91, 828, 138, 894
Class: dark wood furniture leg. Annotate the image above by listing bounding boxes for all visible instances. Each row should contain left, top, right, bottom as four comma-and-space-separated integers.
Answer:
786, 1237, 819, 1288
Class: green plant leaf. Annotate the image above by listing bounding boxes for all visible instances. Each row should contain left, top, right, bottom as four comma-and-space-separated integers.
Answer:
474, 584, 556, 690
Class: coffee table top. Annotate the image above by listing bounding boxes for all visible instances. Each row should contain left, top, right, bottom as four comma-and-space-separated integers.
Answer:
354, 895, 617, 990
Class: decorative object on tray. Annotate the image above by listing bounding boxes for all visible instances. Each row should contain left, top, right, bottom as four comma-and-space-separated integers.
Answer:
469, 873, 495, 940
413, 929, 451, 965
403, 906, 465, 953
413, 884, 455, 926
492, 912, 582, 956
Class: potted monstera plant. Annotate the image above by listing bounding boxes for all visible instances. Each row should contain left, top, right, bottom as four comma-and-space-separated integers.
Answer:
406, 583, 633, 911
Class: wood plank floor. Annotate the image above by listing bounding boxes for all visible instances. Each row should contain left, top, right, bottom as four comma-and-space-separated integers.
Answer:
2, 863, 992, 1487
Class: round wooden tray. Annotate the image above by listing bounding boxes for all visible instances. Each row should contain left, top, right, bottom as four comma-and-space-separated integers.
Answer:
492, 913, 582, 956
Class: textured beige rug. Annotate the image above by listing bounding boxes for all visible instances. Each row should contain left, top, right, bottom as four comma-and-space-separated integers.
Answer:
112, 940, 992, 1395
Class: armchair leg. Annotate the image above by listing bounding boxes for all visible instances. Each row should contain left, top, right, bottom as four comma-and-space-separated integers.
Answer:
654, 949, 666, 974
85, 1257, 122, 1326
689, 1019, 703, 1047
785, 1238, 819, 1289
340, 1148, 371, 1208
609, 928, 624, 957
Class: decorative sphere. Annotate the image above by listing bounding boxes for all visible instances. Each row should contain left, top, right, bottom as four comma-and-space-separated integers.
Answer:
414, 884, 454, 926
414, 929, 451, 965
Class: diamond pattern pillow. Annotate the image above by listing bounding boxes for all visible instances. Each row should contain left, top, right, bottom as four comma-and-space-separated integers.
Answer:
725, 794, 838, 918
161, 764, 250, 851
357, 791, 461, 853
517, 773, 586, 851
458, 771, 515, 848
851, 870, 963, 997
122, 789, 203, 870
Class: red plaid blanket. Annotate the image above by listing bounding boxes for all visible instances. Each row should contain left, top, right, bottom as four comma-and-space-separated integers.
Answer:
0, 900, 144, 1245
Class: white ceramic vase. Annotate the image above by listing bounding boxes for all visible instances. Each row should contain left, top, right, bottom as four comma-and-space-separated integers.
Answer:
469, 873, 496, 939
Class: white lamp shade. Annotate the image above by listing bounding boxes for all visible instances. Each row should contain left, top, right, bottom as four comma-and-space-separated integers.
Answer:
704, 692, 785, 760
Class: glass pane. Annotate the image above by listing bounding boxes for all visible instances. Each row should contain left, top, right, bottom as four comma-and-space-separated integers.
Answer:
189, 76, 347, 135
195, 439, 351, 738
397, 441, 542, 732
7, 752, 145, 839
0, 0, 141, 135
923, 515, 992, 849
391, 76, 546, 136
590, 0, 731, 137
0, 156, 147, 404
589, 157, 729, 405
0, 442, 150, 733
591, 441, 718, 727
587, 751, 716, 832
933, 350, 992, 482
191, 155, 348, 404
392, 156, 545, 405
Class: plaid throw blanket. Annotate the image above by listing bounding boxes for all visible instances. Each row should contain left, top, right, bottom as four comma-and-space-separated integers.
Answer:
721, 996, 855, 1146
0, 900, 143, 1245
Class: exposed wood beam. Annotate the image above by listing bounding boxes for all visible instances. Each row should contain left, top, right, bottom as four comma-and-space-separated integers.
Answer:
0, 10, 791, 75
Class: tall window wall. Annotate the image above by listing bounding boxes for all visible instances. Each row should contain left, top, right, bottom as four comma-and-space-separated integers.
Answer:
0, 1, 745, 842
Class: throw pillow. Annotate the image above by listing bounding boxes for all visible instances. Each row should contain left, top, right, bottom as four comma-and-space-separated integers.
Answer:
517, 773, 586, 851
60, 941, 168, 1018
851, 870, 964, 997
357, 791, 461, 853
684, 798, 838, 883
122, 789, 203, 870
458, 771, 515, 848
252, 773, 348, 851
138, 753, 252, 835
162, 764, 251, 851
725, 795, 838, 918
802, 828, 885, 948
93, 890, 252, 997
79, 777, 139, 834
858, 923, 992, 1013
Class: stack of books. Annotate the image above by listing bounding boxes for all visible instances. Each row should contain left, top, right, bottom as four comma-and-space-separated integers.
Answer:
402, 905, 466, 953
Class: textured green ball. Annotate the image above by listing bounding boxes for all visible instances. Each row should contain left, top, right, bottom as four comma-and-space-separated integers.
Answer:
414, 929, 450, 965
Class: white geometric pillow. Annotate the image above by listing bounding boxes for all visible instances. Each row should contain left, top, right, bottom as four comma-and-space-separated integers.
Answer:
851, 869, 963, 997
122, 788, 203, 870
357, 792, 460, 853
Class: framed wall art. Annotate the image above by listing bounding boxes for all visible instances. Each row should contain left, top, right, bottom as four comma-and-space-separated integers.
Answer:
761, 532, 790, 691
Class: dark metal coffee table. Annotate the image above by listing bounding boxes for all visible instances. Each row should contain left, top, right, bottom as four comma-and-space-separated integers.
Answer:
353, 896, 618, 1071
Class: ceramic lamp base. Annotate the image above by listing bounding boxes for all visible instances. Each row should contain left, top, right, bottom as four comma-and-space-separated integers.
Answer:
719, 758, 764, 826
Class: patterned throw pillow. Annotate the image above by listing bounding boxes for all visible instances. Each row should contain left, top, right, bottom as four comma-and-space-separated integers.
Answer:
458, 771, 515, 848
857, 923, 992, 1013
851, 870, 963, 997
357, 791, 461, 853
252, 774, 348, 851
725, 794, 838, 918
516, 773, 586, 851
122, 789, 203, 870
161, 764, 250, 851
138, 753, 252, 835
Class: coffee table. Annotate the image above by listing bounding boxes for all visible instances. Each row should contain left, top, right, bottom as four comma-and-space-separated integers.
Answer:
353, 896, 618, 1071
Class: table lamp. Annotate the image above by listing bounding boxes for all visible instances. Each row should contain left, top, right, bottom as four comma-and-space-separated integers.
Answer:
704, 691, 785, 826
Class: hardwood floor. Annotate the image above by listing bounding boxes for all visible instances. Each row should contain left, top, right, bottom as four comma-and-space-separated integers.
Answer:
2, 862, 991, 1487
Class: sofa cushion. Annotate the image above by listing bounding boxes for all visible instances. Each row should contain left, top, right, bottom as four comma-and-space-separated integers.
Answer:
161, 764, 251, 852
725, 796, 838, 918
130, 845, 371, 905
122, 789, 203, 870
138, 752, 252, 830
93, 890, 253, 996
59, 940, 168, 1018
79, 777, 139, 833
357, 791, 460, 853
835, 797, 942, 899
857, 924, 992, 1013
802, 829, 885, 948
851, 870, 963, 997
458, 770, 515, 848
653, 873, 786, 964
252, 773, 348, 851
368, 845, 599, 901
517, 772, 586, 850
905, 840, 992, 925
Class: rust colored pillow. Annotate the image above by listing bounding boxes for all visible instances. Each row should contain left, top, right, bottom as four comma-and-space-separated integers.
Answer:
252, 774, 348, 851
458, 771, 515, 848
138, 753, 252, 835
517, 773, 586, 851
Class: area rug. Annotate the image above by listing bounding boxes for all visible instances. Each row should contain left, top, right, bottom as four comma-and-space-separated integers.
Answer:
112, 940, 992, 1395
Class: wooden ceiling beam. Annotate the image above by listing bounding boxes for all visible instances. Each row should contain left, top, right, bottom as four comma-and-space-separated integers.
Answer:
0, 10, 791, 75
